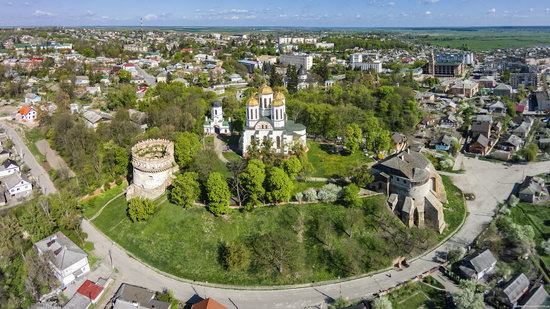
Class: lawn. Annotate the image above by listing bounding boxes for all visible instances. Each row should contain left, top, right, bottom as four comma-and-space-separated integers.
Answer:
82, 184, 127, 218
440, 176, 467, 240
509, 202, 550, 267
222, 150, 243, 162
25, 128, 47, 163
306, 142, 370, 178
387, 281, 447, 309
92, 192, 451, 286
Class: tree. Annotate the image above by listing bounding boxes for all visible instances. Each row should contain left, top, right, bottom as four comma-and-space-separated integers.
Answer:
251, 230, 301, 275
206, 172, 231, 216
18, 203, 54, 243
344, 123, 362, 154
452, 279, 485, 309
240, 159, 266, 207
102, 141, 129, 178
265, 167, 293, 204
303, 188, 318, 202
127, 198, 155, 222
281, 156, 302, 179
107, 84, 137, 110
286, 65, 298, 94
174, 132, 202, 168
521, 143, 538, 162
371, 296, 393, 309
118, 70, 132, 83
269, 64, 283, 88
227, 160, 247, 207
351, 164, 374, 188
220, 243, 250, 271
23, 249, 57, 301
170, 172, 200, 209
341, 184, 360, 207
447, 247, 466, 264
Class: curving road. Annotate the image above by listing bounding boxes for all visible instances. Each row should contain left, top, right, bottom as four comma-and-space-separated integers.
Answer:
81, 157, 550, 309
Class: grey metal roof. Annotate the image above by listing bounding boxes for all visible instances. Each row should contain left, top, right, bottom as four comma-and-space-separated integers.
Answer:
503, 273, 530, 304
34, 232, 87, 272
469, 249, 497, 273
519, 176, 546, 196
113, 284, 170, 309
3, 172, 28, 189
373, 151, 430, 183
519, 285, 549, 308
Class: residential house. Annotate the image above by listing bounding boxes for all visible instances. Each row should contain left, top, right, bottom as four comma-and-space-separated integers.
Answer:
75, 76, 90, 87
3, 172, 32, 197
86, 85, 101, 95
459, 249, 497, 280
34, 232, 90, 287
495, 274, 530, 308
513, 121, 533, 139
493, 83, 513, 98
518, 176, 548, 203
434, 135, 456, 152
24, 93, 41, 104
487, 101, 507, 115
112, 284, 171, 309
499, 134, 524, 152
469, 134, 490, 155
418, 115, 436, 129
450, 80, 479, 98
17, 105, 37, 123
534, 90, 550, 112
156, 71, 168, 83
440, 114, 460, 128
518, 285, 549, 308
391, 133, 408, 153
83, 110, 112, 129
471, 115, 493, 138
0, 159, 19, 178
191, 298, 227, 309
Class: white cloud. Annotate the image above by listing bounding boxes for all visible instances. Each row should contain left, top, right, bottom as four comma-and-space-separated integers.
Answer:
7, 2, 13, 5
33, 10, 55, 17
144, 14, 158, 21
546, 8, 550, 13
388, 1, 396, 6
421, 0, 439, 4
487, 8, 496, 15
424, 10, 432, 15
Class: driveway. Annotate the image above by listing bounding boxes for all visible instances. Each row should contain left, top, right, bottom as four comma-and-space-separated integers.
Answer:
81, 157, 550, 308
0, 121, 57, 195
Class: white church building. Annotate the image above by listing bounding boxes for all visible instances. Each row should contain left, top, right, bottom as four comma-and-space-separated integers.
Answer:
203, 101, 231, 134
241, 85, 307, 156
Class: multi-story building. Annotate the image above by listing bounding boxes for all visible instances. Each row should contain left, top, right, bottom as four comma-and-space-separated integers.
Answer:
279, 53, 313, 70
423, 52, 467, 77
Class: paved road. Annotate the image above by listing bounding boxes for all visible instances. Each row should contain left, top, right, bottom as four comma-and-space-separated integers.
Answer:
136, 67, 157, 86
81, 157, 550, 308
35, 139, 76, 178
1, 122, 57, 195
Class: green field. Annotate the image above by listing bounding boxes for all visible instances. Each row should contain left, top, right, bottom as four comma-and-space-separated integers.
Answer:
387, 281, 447, 309
307, 142, 370, 178
82, 184, 127, 218
416, 29, 550, 51
441, 175, 467, 239
509, 202, 550, 266
89, 174, 465, 286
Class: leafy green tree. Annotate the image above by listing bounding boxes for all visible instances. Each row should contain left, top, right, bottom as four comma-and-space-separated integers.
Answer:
18, 203, 54, 243
341, 184, 361, 207
107, 84, 137, 110
281, 156, 302, 179
118, 70, 132, 83
521, 143, 538, 162
240, 159, 266, 206
344, 123, 363, 154
251, 230, 301, 274
174, 132, 202, 168
206, 172, 231, 216
170, 172, 200, 209
220, 243, 251, 271
265, 167, 293, 204
447, 247, 466, 264
453, 280, 485, 309
102, 141, 129, 178
351, 164, 375, 188
286, 65, 298, 94
269, 64, 284, 88
127, 198, 156, 222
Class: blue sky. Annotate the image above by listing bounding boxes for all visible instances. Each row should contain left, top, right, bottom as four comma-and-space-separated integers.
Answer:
1, 0, 550, 27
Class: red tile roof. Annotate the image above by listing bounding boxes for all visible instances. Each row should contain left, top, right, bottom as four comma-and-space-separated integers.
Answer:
76, 280, 103, 301
18, 105, 33, 115
191, 298, 227, 309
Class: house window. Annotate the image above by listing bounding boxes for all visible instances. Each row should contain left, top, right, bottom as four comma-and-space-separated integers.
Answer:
276, 136, 281, 149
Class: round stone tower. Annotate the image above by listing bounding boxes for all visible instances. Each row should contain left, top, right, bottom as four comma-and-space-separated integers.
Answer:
126, 139, 177, 200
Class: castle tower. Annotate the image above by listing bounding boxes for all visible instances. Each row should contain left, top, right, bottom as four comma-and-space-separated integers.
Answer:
246, 94, 259, 128
272, 92, 286, 128
258, 84, 273, 117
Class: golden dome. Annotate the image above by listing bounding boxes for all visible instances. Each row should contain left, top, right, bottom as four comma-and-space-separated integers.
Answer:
247, 95, 259, 106
259, 84, 273, 95
274, 92, 285, 100
272, 98, 285, 107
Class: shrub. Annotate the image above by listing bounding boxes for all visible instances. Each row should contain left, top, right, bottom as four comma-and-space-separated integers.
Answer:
317, 183, 342, 203
127, 198, 155, 222
303, 188, 318, 202
294, 192, 303, 203
341, 184, 360, 207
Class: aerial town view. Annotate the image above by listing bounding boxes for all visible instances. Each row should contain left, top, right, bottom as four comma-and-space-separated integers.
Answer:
1, 1, 550, 309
